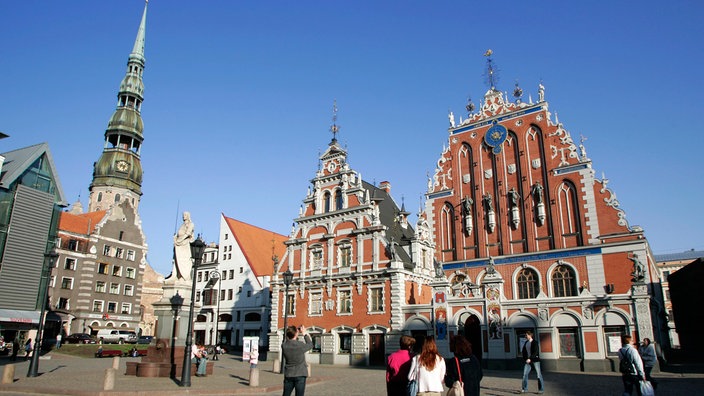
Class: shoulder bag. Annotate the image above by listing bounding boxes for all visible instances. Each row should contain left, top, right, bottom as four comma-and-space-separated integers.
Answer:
407, 356, 419, 396
446, 357, 465, 396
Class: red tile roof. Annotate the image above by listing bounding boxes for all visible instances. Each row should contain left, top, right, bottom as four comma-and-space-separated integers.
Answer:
59, 211, 107, 235
223, 214, 287, 279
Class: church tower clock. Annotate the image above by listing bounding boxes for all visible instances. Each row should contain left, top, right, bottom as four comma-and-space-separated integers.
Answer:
88, 2, 147, 212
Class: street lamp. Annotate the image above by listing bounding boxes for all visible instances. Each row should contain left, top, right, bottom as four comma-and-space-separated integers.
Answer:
279, 268, 294, 373
208, 270, 221, 347
180, 235, 206, 387
27, 251, 59, 377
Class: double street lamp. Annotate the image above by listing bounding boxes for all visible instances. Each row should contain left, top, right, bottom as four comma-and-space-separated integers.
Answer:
279, 268, 294, 373
180, 235, 206, 388
28, 251, 59, 377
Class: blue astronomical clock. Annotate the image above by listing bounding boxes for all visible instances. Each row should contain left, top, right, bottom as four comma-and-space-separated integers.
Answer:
484, 121, 508, 154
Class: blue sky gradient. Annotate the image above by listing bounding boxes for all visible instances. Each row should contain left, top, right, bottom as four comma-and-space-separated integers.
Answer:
2, 1, 702, 275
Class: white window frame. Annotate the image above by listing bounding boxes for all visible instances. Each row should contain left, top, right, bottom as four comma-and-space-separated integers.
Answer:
368, 285, 385, 314
310, 247, 324, 270
95, 281, 106, 293
93, 300, 104, 312
103, 245, 111, 256
115, 247, 124, 259
126, 249, 135, 261
285, 291, 296, 317
309, 290, 323, 316
337, 288, 352, 315
112, 265, 122, 277
64, 257, 76, 270
107, 301, 117, 313
109, 283, 120, 295
121, 303, 132, 315
61, 277, 74, 290
126, 267, 136, 279
124, 284, 134, 296
338, 243, 352, 268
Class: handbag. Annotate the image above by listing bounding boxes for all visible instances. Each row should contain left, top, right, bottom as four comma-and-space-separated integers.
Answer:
446, 357, 465, 396
407, 356, 419, 396
639, 380, 654, 396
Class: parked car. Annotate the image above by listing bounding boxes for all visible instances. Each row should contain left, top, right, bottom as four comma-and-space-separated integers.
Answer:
137, 335, 153, 344
64, 333, 97, 344
96, 329, 138, 344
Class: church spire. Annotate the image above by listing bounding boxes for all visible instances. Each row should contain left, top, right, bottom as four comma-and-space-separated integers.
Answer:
88, 1, 148, 212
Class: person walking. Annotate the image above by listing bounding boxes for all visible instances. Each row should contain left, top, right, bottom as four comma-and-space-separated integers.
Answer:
444, 336, 483, 396
521, 330, 544, 393
639, 338, 658, 389
56, 333, 62, 349
408, 336, 445, 396
11, 336, 20, 361
619, 334, 646, 396
386, 335, 415, 396
24, 338, 32, 359
282, 325, 313, 396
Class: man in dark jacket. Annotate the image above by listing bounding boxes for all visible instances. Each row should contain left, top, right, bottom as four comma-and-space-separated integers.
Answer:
521, 330, 544, 393
282, 325, 313, 396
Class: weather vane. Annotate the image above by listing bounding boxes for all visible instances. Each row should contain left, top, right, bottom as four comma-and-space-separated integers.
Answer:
330, 100, 340, 142
483, 49, 499, 90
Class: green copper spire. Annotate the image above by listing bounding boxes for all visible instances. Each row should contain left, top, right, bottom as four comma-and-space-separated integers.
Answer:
88, 1, 148, 212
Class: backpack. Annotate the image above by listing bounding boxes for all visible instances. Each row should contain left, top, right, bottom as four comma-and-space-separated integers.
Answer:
619, 350, 636, 375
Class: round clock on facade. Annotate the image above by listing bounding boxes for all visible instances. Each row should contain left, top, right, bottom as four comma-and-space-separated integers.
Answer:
484, 122, 508, 154
209, 271, 220, 281
116, 160, 130, 172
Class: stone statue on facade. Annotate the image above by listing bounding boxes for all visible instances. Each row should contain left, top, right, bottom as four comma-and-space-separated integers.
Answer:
168, 211, 195, 282
630, 253, 646, 282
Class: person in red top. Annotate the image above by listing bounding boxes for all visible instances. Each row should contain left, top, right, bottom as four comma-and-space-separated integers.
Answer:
386, 335, 416, 396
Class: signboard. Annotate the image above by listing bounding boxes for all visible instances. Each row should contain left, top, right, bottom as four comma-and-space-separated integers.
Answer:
242, 336, 259, 362
608, 336, 622, 353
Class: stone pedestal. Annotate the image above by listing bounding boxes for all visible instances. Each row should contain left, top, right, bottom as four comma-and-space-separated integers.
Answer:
125, 280, 202, 378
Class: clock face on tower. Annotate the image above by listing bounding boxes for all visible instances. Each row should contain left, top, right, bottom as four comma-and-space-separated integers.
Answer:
484, 122, 508, 154
116, 160, 130, 172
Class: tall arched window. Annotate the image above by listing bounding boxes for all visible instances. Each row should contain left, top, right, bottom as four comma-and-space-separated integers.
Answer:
517, 268, 540, 299
323, 192, 331, 213
552, 265, 577, 297
557, 180, 583, 246
440, 203, 456, 261
335, 189, 343, 210
114, 194, 121, 203
97, 192, 103, 202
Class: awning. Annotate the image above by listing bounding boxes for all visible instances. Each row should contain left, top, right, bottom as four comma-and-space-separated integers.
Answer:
0, 309, 40, 324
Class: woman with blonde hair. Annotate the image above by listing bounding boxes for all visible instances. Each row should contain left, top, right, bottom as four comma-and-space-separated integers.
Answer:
408, 336, 445, 396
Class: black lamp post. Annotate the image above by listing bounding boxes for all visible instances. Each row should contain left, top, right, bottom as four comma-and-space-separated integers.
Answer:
208, 270, 221, 346
180, 235, 206, 387
27, 251, 59, 377
279, 269, 294, 373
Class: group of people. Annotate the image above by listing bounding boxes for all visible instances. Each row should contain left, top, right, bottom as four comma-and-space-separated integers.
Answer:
619, 335, 659, 396
386, 335, 483, 396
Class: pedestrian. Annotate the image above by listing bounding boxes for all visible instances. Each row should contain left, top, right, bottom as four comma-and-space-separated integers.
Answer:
282, 325, 313, 396
24, 338, 32, 359
444, 336, 483, 396
192, 343, 207, 377
619, 334, 646, 396
11, 336, 20, 361
638, 338, 658, 389
212, 344, 220, 361
56, 333, 62, 349
386, 335, 416, 396
520, 330, 544, 393
408, 336, 445, 396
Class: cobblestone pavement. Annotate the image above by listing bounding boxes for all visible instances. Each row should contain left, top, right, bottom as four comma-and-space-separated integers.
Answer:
0, 352, 702, 396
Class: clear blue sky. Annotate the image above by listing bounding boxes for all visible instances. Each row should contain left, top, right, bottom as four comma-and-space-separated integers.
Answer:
2, 1, 703, 276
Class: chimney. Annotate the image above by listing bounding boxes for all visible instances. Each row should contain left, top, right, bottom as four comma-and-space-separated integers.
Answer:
379, 181, 391, 194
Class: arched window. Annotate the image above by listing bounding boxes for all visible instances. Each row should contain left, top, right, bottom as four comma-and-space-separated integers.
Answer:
440, 203, 456, 261
335, 189, 343, 210
517, 268, 540, 299
97, 192, 103, 202
552, 265, 577, 297
557, 180, 583, 246
114, 194, 121, 203
323, 192, 331, 213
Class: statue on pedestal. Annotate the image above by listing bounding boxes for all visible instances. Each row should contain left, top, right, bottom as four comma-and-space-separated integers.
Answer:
167, 211, 195, 282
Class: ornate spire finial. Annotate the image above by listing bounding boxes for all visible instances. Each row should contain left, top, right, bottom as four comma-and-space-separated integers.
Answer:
330, 99, 340, 142
483, 49, 499, 90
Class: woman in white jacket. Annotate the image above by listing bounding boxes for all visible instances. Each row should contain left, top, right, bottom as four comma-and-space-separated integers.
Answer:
408, 336, 446, 396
